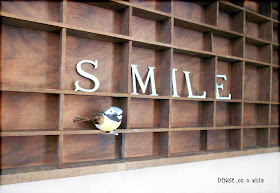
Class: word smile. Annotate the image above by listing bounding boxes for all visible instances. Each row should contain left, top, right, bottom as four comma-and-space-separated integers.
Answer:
75, 60, 231, 100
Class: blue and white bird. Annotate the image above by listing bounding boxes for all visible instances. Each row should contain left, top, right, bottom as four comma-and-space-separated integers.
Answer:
94, 107, 123, 135
74, 107, 123, 135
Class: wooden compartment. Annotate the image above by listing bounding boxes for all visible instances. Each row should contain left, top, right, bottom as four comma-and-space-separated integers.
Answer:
173, 53, 215, 98
228, 1, 244, 8
243, 128, 269, 149
243, 103, 269, 126
272, 68, 279, 102
273, 22, 279, 44
245, 42, 271, 63
218, 2, 244, 33
272, 3, 279, 20
131, 0, 171, 13
63, 134, 120, 163
173, 2, 217, 26
208, 129, 241, 151
213, 36, 243, 57
169, 130, 206, 156
64, 34, 127, 93
131, 8, 171, 43
245, 14, 272, 41
173, 21, 212, 51
244, 1, 272, 17
129, 98, 169, 129
217, 60, 243, 99
1, 0, 61, 22
124, 132, 167, 158
271, 105, 280, 125
1, 136, 57, 169
131, 46, 171, 96
244, 63, 270, 101
273, 47, 279, 66
64, 95, 127, 130
67, 1, 129, 35
171, 100, 214, 128
1, 25, 60, 89
2, 92, 59, 131
216, 102, 242, 126
273, 11, 278, 21
270, 128, 280, 146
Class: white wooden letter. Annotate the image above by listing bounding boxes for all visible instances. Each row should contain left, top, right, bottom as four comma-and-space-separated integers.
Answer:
216, 74, 231, 100
172, 68, 180, 97
75, 60, 100, 92
183, 71, 206, 98
131, 64, 158, 96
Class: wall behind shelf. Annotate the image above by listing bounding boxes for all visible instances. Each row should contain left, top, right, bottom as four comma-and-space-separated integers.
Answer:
1, 152, 279, 193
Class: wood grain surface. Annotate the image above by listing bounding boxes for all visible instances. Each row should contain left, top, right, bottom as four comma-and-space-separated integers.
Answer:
171, 100, 213, 127
273, 28, 278, 44
243, 128, 257, 147
217, 4, 244, 34
66, 1, 122, 34
173, 2, 205, 24
173, 54, 208, 97
208, 129, 242, 151
244, 1, 259, 13
129, 98, 160, 128
173, 26, 204, 50
131, 15, 161, 43
245, 43, 271, 63
245, 21, 259, 39
270, 128, 280, 145
63, 134, 119, 163
1, 0, 61, 22
272, 69, 279, 102
243, 103, 269, 125
65, 35, 122, 93
271, 105, 280, 125
217, 61, 243, 99
216, 102, 242, 126
1, 25, 60, 89
63, 95, 127, 130
243, 128, 269, 148
217, 61, 232, 97
1, 136, 57, 169
131, 46, 162, 95
244, 65, 270, 101
124, 132, 159, 158
273, 49, 279, 65
2, 92, 58, 131
208, 130, 229, 151
218, 11, 231, 31
131, 0, 170, 13
169, 131, 203, 154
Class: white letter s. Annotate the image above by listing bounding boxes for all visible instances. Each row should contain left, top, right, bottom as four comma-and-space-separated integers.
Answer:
75, 60, 100, 92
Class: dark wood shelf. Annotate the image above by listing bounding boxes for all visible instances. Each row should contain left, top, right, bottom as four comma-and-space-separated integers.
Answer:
243, 128, 269, 148
0, 11, 64, 32
1, 87, 279, 104
1, 0, 279, 185
2, 125, 280, 137
1, 11, 278, 62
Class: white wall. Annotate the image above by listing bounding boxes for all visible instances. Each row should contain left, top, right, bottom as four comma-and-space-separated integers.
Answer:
1, 152, 280, 193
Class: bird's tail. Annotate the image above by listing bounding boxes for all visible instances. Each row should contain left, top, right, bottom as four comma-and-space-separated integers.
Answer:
74, 116, 91, 122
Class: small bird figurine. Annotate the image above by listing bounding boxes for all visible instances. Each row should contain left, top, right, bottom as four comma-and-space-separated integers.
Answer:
74, 107, 123, 135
